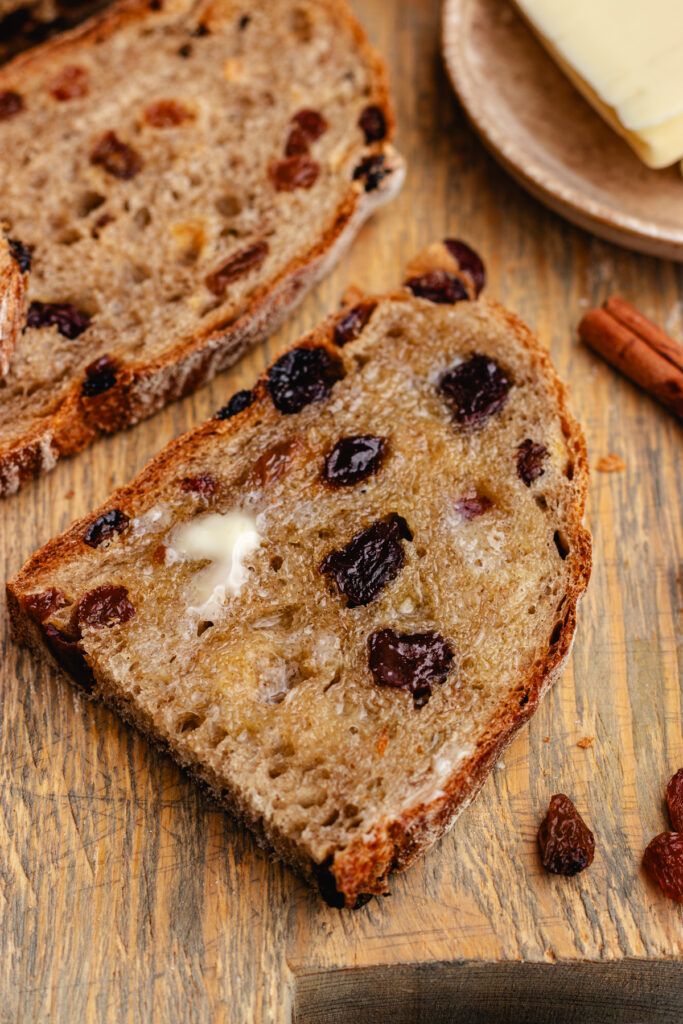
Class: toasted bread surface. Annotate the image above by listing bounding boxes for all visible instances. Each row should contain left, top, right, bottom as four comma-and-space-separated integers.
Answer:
8, 253, 591, 907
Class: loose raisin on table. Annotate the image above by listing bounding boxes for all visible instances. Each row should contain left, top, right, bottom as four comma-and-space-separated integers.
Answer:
205, 241, 269, 296
82, 355, 117, 396
368, 628, 453, 708
320, 514, 412, 608
444, 238, 486, 297
267, 346, 344, 414
323, 435, 386, 487
454, 490, 492, 520
50, 65, 89, 101
26, 301, 91, 339
8, 238, 32, 273
439, 354, 511, 429
358, 104, 387, 143
270, 155, 319, 191
180, 473, 217, 496
405, 270, 468, 305
352, 154, 387, 192
43, 624, 95, 692
517, 439, 548, 487
0, 90, 23, 120
666, 769, 683, 832
83, 508, 130, 547
23, 588, 69, 623
643, 832, 683, 902
538, 794, 595, 876
332, 301, 376, 347
91, 131, 142, 180
75, 584, 135, 630
215, 388, 254, 420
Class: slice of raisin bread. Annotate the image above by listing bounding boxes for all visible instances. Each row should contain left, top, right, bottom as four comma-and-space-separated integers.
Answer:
0, 231, 29, 378
7, 241, 591, 908
0, 0, 403, 496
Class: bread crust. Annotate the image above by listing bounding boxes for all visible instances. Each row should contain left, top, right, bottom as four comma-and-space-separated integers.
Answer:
8, 279, 591, 908
0, 0, 405, 495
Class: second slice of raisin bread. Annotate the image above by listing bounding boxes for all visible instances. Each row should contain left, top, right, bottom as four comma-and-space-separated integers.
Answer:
0, 0, 403, 495
8, 241, 591, 908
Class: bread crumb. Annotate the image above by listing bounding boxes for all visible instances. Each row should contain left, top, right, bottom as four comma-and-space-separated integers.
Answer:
577, 736, 594, 749
542, 736, 550, 743
64, 489, 75, 498
596, 453, 626, 473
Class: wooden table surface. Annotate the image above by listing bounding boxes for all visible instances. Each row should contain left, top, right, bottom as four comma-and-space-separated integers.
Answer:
1, 2, 682, 1022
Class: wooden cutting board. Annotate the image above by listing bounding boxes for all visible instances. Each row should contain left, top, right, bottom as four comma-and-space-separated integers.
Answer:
1, 1, 682, 1021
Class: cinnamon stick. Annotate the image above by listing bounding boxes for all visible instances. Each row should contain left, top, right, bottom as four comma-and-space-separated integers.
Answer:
578, 299, 683, 420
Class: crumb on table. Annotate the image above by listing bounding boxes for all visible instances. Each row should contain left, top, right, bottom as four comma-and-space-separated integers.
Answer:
596, 453, 626, 473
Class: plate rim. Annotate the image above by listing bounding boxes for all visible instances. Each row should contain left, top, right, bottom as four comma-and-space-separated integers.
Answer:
441, 0, 683, 260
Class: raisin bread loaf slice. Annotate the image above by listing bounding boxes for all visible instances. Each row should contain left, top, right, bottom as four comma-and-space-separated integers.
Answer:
0, 232, 29, 378
0, 0, 403, 495
8, 241, 591, 908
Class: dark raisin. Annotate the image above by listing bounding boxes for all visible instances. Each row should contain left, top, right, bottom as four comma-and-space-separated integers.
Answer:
215, 388, 254, 420
666, 769, 683, 832
180, 473, 217, 495
517, 439, 548, 487
270, 155, 319, 191
323, 435, 386, 487
538, 794, 595, 876
0, 90, 23, 120
454, 490, 493, 520
444, 238, 486, 297
191, 22, 210, 35
26, 301, 91, 339
332, 301, 376, 347
292, 108, 327, 141
320, 514, 411, 608
144, 99, 193, 127
267, 346, 344, 414
406, 270, 469, 304
177, 43, 193, 57
83, 508, 130, 547
43, 624, 95, 692
358, 104, 387, 143
8, 237, 32, 273
352, 154, 387, 192
50, 65, 89, 101
238, 14, 250, 29
82, 355, 117, 396
23, 588, 69, 623
439, 354, 511, 429
205, 240, 269, 296
284, 126, 310, 156
75, 584, 135, 630
643, 832, 683, 902
368, 629, 453, 708
90, 131, 143, 180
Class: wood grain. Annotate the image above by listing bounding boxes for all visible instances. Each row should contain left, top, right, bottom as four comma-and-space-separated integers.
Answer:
1, 1, 682, 1021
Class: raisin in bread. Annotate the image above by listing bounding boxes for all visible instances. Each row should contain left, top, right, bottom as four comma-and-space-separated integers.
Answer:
7, 241, 591, 908
0, 0, 403, 496
0, 231, 29, 378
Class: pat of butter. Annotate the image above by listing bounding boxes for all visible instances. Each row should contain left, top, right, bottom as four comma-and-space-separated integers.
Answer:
513, 0, 683, 168
169, 512, 261, 617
